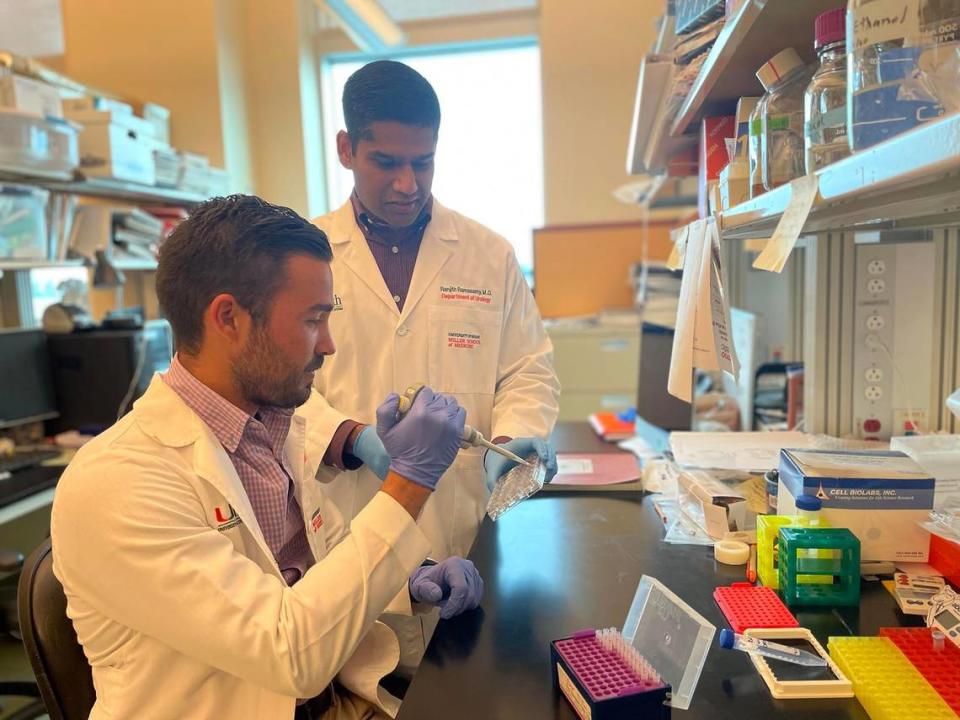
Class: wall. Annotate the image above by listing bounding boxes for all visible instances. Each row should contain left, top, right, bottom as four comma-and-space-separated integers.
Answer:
539, 0, 659, 226
48, 0, 241, 179
45, 2, 664, 227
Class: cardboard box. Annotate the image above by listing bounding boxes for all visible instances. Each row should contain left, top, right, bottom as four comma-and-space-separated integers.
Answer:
62, 96, 133, 115
719, 161, 749, 210
678, 468, 765, 539
0, 74, 62, 118
67, 109, 156, 185
777, 448, 934, 562
698, 116, 735, 218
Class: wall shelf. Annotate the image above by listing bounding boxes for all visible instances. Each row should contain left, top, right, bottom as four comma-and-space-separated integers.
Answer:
718, 114, 960, 240
0, 259, 85, 272
0, 173, 206, 207
669, 0, 840, 138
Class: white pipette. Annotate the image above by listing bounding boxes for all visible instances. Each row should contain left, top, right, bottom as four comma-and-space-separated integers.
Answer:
397, 383, 532, 467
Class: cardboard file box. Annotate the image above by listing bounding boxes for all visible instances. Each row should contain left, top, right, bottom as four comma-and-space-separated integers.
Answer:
68, 109, 156, 185
777, 449, 934, 562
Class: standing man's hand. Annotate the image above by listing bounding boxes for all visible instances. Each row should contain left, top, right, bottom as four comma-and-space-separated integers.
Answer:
351, 426, 390, 480
409, 557, 483, 619
483, 437, 558, 492
376, 387, 465, 491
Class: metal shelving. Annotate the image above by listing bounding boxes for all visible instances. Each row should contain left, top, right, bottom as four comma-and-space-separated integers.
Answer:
669, 0, 840, 138
0, 172, 207, 207
718, 114, 960, 240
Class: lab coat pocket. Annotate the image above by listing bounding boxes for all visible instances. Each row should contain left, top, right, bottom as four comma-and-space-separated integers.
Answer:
427, 306, 502, 395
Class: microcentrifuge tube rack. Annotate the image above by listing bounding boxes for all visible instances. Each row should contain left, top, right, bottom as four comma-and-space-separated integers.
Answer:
486, 453, 546, 521
551, 628, 670, 720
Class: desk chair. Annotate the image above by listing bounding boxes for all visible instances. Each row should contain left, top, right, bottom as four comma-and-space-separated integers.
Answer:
17, 540, 95, 720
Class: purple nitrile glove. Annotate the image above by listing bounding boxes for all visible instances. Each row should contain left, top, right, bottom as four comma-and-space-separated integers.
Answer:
483, 437, 558, 492
376, 387, 466, 491
409, 557, 484, 619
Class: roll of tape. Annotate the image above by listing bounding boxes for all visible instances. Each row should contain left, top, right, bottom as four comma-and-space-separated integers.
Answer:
714, 540, 750, 565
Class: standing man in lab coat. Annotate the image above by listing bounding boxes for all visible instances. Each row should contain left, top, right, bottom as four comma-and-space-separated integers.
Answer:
300, 60, 561, 672
51, 195, 483, 720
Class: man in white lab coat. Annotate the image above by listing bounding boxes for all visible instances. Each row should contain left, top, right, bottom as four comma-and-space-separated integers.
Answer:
299, 60, 561, 674
51, 195, 483, 720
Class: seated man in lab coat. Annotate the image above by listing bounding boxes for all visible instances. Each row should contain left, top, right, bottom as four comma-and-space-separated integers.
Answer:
51, 195, 483, 720
300, 59, 561, 675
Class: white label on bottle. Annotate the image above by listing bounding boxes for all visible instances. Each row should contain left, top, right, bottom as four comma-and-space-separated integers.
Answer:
851, 1, 920, 50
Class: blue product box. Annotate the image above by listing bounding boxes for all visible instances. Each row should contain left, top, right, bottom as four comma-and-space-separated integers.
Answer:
776, 449, 935, 562
852, 47, 946, 150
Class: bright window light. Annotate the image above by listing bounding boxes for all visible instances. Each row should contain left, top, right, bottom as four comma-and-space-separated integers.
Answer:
322, 41, 544, 274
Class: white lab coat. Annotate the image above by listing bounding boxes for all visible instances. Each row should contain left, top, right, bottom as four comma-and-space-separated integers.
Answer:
51, 376, 430, 720
300, 198, 560, 560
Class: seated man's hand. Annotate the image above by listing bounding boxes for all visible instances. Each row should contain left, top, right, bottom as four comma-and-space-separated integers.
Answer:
483, 437, 558, 492
409, 557, 483, 619
351, 426, 390, 480
376, 387, 465, 491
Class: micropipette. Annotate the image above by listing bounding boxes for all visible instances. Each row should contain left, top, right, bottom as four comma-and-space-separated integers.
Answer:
718, 629, 827, 667
397, 383, 532, 467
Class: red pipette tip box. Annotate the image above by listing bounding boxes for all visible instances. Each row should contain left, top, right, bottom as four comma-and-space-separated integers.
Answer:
713, 582, 799, 633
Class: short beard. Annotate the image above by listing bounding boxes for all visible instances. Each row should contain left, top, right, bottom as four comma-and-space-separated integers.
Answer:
232, 324, 316, 409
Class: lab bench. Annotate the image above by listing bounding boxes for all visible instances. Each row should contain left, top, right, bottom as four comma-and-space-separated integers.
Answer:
397, 423, 919, 720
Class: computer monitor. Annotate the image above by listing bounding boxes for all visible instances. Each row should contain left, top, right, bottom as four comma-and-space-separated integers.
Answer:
47, 319, 173, 433
637, 321, 692, 432
0, 329, 58, 429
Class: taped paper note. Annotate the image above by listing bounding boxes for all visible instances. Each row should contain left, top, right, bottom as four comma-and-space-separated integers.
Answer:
668, 218, 739, 401
668, 220, 706, 402
752, 174, 819, 273
666, 223, 690, 271
706, 219, 739, 378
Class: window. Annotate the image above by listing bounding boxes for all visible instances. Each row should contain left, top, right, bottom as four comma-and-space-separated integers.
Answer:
322, 40, 544, 274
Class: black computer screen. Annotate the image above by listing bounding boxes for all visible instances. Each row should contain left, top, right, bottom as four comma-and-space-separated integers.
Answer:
0, 329, 58, 429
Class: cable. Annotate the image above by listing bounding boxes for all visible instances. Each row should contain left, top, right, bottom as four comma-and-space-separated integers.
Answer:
872, 334, 924, 434
116, 332, 150, 422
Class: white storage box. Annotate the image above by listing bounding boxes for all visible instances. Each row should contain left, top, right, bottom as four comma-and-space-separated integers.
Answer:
142, 102, 170, 145
0, 184, 50, 260
0, 74, 62, 118
777, 448, 935, 562
0, 109, 78, 179
68, 109, 156, 185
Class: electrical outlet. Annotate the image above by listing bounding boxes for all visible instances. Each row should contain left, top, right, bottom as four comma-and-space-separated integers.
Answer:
864, 367, 883, 383
866, 314, 886, 331
867, 258, 886, 275
865, 385, 883, 401
867, 278, 886, 295
893, 408, 928, 435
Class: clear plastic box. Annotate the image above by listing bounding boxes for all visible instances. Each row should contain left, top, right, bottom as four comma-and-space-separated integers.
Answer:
621, 575, 716, 710
0, 109, 79, 180
0, 183, 49, 260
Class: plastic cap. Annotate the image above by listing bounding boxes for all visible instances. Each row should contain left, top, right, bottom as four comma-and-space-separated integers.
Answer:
796, 494, 822, 511
756, 48, 804, 90
815, 8, 846, 49
718, 629, 735, 649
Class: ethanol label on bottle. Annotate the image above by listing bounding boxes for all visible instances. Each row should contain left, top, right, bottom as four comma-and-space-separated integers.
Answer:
806, 107, 849, 145
851, 0, 920, 50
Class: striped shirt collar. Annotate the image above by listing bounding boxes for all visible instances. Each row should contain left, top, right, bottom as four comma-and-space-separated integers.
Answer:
350, 191, 432, 246
161, 355, 294, 454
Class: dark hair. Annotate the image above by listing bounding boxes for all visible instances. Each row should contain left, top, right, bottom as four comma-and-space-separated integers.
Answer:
156, 194, 332, 355
343, 60, 441, 148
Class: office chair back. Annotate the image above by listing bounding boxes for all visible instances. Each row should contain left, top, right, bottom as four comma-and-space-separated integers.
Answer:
17, 539, 95, 720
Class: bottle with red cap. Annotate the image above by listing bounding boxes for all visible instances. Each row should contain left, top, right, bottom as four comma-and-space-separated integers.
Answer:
804, 8, 850, 173
756, 48, 813, 192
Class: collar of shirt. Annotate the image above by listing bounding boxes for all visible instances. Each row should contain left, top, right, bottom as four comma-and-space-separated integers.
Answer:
161, 355, 293, 455
350, 191, 433, 247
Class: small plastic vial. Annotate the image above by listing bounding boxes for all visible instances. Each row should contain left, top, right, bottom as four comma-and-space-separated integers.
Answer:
805, 8, 850, 173
756, 48, 813, 192
796, 493, 824, 525
933, 629, 946, 652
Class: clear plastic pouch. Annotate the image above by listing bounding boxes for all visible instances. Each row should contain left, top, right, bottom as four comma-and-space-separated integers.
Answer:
486, 454, 546, 521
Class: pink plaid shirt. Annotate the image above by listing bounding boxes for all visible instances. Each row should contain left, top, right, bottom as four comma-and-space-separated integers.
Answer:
163, 356, 313, 586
